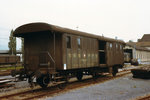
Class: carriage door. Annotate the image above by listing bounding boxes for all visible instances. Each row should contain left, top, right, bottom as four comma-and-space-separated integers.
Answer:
38, 32, 55, 72
98, 40, 106, 66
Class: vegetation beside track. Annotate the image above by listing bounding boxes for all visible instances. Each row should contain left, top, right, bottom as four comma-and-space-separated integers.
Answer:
0, 66, 23, 71
0, 66, 23, 76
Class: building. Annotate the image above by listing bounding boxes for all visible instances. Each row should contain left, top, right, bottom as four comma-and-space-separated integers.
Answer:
0, 50, 9, 55
124, 42, 150, 64
137, 34, 150, 49
0, 50, 22, 55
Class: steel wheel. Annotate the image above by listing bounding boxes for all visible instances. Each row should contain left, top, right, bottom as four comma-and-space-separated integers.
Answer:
112, 67, 118, 77
76, 72, 83, 81
36, 74, 50, 88
92, 72, 98, 80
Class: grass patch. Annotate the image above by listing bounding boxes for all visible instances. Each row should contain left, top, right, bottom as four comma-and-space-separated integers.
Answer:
0, 66, 24, 71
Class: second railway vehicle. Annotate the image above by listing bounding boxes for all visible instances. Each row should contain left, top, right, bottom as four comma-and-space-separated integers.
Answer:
12, 22, 125, 88
0, 55, 20, 65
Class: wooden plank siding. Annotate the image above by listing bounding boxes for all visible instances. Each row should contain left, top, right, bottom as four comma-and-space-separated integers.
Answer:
24, 31, 63, 71
14, 23, 125, 72
63, 34, 99, 70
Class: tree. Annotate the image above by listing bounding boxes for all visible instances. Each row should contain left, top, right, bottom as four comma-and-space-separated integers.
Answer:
21, 38, 24, 62
129, 40, 133, 42
8, 29, 16, 55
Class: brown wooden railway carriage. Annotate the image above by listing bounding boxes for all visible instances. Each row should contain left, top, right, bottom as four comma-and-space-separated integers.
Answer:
13, 22, 125, 88
0, 55, 20, 65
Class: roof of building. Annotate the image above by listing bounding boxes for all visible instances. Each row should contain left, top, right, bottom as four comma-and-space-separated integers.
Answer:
136, 42, 150, 47
136, 34, 150, 47
126, 42, 150, 51
0, 50, 9, 54
0, 50, 22, 54
139, 34, 150, 42
13, 22, 125, 44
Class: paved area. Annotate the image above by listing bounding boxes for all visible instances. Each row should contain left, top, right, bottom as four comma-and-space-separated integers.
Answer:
46, 74, 150, 100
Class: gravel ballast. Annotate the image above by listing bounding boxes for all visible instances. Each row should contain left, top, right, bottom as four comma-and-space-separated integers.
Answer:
46, 74, 150, 100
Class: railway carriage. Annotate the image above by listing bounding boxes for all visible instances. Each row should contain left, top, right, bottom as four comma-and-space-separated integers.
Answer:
13, 22, 125, 88
0, 55, 20, 65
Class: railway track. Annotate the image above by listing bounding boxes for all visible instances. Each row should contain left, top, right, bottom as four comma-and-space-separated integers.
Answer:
0, 78, 14, 89
136, 94, 150, 100
0, 70, 131, 100
0, 70, 11, 76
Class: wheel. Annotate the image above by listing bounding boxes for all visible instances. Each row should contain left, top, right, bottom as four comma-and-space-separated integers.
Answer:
64, 75, 70, 83
11, 70, 16, 77
58, 83, 66, 89
112, 67, 118, 77
76, 72, 83, 81
133, 75, 137, 78
36, 74, 50, 88
92, 72, 98, 79
112, 71, 117, 77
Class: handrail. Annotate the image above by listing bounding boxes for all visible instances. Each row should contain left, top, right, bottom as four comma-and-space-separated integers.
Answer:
40, 51, 55, 63
47, 52, 55, 63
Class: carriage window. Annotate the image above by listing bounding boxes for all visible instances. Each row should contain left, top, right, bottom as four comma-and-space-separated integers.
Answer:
66, 36, 71, 48
107, 43, 109, 49
110, 43, 112, 48
77, 37, 81, 49
120, 45, 122, 50
116, 44, 118, 49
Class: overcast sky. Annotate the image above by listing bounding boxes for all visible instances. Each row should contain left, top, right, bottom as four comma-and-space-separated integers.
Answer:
0, 0, 150, 50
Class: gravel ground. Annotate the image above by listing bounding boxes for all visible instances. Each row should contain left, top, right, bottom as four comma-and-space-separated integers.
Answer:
0, 75, 30, 88
0, 75, 30, 93
45, 74, 150, 100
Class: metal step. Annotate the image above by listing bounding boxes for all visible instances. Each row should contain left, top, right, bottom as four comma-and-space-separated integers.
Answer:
53, 81, 66, 84
39, 67, 55, 70
39, 63, 49, 66
50, 71, 59, 74
54, 76, 64, 80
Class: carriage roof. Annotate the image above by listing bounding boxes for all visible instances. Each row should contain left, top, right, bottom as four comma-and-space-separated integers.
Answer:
14, 22, 125, 44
